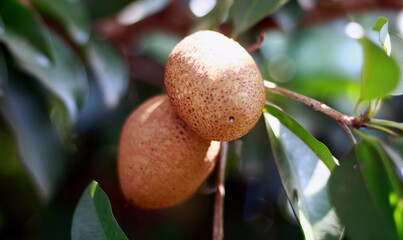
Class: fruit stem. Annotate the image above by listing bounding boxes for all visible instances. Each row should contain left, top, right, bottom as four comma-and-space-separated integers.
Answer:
264, 80, 363, 128
213, 141, 228, 240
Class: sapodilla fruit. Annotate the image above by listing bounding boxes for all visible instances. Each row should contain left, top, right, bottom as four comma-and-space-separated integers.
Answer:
118, 94, 221, 209
165, 30, 265, 141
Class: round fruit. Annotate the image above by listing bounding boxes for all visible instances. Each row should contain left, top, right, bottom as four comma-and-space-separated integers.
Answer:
118, 95, 221, 209
165, 30, 265, 141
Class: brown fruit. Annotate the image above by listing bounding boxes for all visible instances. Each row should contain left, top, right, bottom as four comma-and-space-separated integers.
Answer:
118, 94, 220, 209
165, 30, 265, 141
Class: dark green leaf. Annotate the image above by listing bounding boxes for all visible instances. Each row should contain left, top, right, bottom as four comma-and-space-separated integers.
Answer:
31, 0, 90, 45
0, 49, 6, 96
1, 30, 88, 122
139, 32, 180, 65
264, 107, 343, 240
0, 72, 67, 201
85, 37, 128, 108
358, 38, 399, 101
328, 140, 401, 240
264, 104, 336, 170
71, 181, 128, 240
230, 0, 289, 38
0, 0, 53, 62
193, 0, 233, 31
116, 0, 173, 25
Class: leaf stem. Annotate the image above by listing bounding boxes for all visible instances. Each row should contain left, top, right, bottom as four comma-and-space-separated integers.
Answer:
213, 141, 228, 240
338, 122, 357, 145
264, 80, 361, 127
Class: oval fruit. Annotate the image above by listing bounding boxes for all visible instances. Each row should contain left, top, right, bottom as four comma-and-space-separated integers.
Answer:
118, 95, 220, 209
165, 30, 265, 141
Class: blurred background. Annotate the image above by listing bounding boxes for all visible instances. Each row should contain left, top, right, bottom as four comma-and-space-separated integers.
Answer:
1, 0, 403, 239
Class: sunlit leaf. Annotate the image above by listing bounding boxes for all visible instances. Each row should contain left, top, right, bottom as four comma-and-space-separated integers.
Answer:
116, 0, 173, 25
0, 0, 53, 62
0, 49, 6, 96
193, 0, 233, 31
31, 0, 91, 45
328, 140, 401, 240
264, 104, 337, 170
71, 181, 128, 240
373, 17, 403, 96
264, 106, 343, 240
230, 0, 289, 38
0, 72, 67, 201
1, 30, 88, 122
358, 38, 399, 101
85, 37, 128, 108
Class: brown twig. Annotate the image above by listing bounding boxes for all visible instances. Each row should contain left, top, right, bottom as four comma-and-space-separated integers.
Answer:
264, 80, 363, 127
246, 32, 265, 53
212, 141, 228, 240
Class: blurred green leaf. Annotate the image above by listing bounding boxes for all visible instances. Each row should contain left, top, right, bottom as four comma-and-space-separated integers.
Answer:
0, 72, 67, 201
373, 17, 403, 96
71, 181, 128, 240
0, 16, 4, 33
193, 0, 233, 31
1, 30, 88, 122
31, 0, 91, 45
85, 37, 128, 108
230, 0, 289, 38
264, 104, 336, 170
0, 0, 53, 63
139, 32, 180, 65
358, 38, 399, 101
328, 140, 401, 240
116, 0, 173, 25
0, 49, 6, 96
264, 106, 343, 240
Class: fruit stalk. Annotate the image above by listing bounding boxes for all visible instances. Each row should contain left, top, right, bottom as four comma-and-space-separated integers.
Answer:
264, 80, 361, 127
213, 141, 229, 240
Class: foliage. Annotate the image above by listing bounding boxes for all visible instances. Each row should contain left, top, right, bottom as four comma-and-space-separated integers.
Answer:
1, 0, 403, 240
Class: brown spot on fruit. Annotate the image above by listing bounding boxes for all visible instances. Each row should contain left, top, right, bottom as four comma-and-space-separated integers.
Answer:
165, 30, 265, 141
118, 95, 220, 209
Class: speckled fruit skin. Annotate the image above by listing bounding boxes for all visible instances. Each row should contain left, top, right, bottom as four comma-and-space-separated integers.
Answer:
165, 30, 265, 141
118, 95, 221, 209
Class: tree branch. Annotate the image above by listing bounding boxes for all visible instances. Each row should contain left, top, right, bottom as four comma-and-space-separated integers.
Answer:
212, 141, 228, 240
264, 80, 363, 127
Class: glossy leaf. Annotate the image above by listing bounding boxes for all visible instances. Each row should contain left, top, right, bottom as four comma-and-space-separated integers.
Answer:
31, 0, 90, 45
264, 104, 336, 170
1, 30, 88, 122
193, 0, 233, 31
264, 106, 343, 240
0, 72, 67, 201
71, 181, 128, 240
116, 0, 173, 25
230, 0, 289, 38
0, 49, 6, 96
328, 140, 401, 240
0, 0, 53, 62
85, 37, 128, 108
358, 38, 399, 101
373, 17, 403, 96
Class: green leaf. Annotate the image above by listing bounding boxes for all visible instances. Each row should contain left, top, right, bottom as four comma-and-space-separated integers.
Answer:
138, 31, 180, 65
193, 0, 233, 31
230, 0, 289, 38
328, 140, 401, 240
264, 104, 337, 170
0, 0, 53, 63
85, 37, 128, 108
264, 106, 343, 240
71, 181, 128, 240
31, 0, 91, 45
1, 30, 88, 122
116, 0, 173, 25
358, 38, 399, 101
0, 71, 67, 201
372, 17, 403, 96
0, 49, 6, 96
